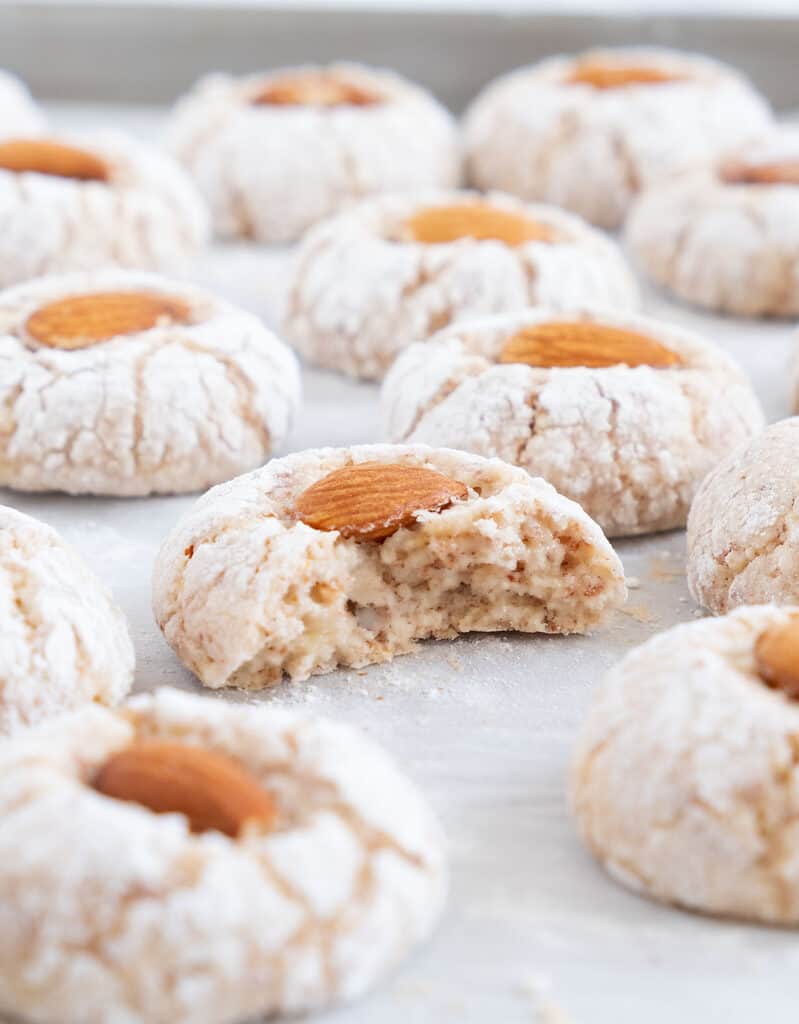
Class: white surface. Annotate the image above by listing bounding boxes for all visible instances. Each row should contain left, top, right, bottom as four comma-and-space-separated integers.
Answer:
4, 104, 798, 1022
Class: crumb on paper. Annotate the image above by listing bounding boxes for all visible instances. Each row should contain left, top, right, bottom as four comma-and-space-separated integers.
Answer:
517, 973, 574, 1023
446, 652, 463, 671
625, 575, 641, 590
620, 603, 659, 625
647, 556, 686, 582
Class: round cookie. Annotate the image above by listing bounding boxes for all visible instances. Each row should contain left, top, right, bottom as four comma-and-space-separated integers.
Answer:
381, 309, 764, 538
464, 47, 772, 230
0, 686, 446, 1022
0, 133, 208, 286
284, 190, 639, 380
0, 270, 301, 496
153, 444, 627, 689
0, 505, 133, 734
627, 126, 799, 317
571, 605, 799, 924
166, 63, 460, 243
0, 69, 45, 137
687, 418, 799, 613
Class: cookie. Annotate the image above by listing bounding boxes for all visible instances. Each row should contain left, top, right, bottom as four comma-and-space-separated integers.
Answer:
166, 63, 460, 243
0, 70, 45, 137
381, 309, 764, 537
284, 190, 638, 380
0, 133, 208, 286
0, 270, 301, 496
627, 126, 799, 317
153, 444, 626, 689
0, 505, 133, 734
687, 418, 799, 613
571, 605, 799, 924
464, 47, 772, 230
0, 686, 446, 1022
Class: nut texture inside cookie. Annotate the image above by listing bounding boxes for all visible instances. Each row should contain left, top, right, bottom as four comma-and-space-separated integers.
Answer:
498, 321, 682, 369
402, 203, 557, 246
26, 291, 192, 350
296, 462, 469, 541
0, 138, 109, 181
721, 158, 799, 186
566, 60, 682, 89
754, 616, 799, 699
253, 71, 382, 107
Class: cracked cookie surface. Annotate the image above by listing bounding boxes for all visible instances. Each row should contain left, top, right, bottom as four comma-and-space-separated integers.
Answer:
0, 70, 45, 138
153, 443, 626, 689
0, 269, 301, 496
381, 309, 764, 537
166, 63, 460, 243
0, 504, 133, 734
687, 418, 799, 613
0, 686, 446, 1023
283, 189, 638, 380
464, 47, 771, 230
571, 605, 799, 924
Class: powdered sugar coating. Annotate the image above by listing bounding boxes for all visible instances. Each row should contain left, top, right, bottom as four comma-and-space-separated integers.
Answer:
0, 686, 446, 1022
0, 504, 133, 734
166, 64, 460, 243
0, 132, 209, 287
381, 308, 765, 538
0, 70, 45, 138
0, 270, 301, 496
284, 190, 639, 380
153, 444, 626, 689
687, 418, 799, 613
465, 47, 772, 230
627, 126, 799, 317
571, 605, 799, 923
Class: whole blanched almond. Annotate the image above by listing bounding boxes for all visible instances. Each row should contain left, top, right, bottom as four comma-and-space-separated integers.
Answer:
295, 461, 469, 541
566, 62, 681, 89
722, 160, 799, 186
253, 72, 380, 107
498, 321, 682, 369
402, 203, 557, 247
0, 138, 109, 181
93, 740, 278, 837
754, 616, 799, 700
26, 291, 192, 351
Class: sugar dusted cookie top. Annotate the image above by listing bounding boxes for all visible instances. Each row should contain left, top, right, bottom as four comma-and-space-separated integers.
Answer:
0, 69, 45, 137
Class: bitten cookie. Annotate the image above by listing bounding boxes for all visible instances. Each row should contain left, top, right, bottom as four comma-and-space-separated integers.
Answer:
572, 606, 799, 924
0, 686, 446, 1023
0, 505, 133, 734
0, 70, 45, 137
0, 133, 208, 286
284, 190, 638, 380
627, 126, 799, 317
166, 64, 460, 243
153, 444, 626, 689
0, 270, 301, 496
464, 47, 772, 230
688, 418, 799, 613
382, 309, 764, 537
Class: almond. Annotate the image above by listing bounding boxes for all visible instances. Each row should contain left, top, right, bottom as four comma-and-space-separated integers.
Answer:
566, 61, 681, 90
721, 159, 799, 187
93, 740, 278, 837
295, 461, 469, 541
26, 291, 192, 350
498, 321, 682, 369
754, 616, 799, 700
402, 203, 557, 247
253, 73, 380, 108
0, 138, 109, 181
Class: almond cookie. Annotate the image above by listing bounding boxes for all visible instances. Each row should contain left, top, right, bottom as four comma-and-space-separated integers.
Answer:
166, 64, 460, 243
627, 126, 799, 317
153, 444, 626, 689
0, 505, 133, 734
688, 418, 799, 614
0, 69, 45, 137
464, 47, 772, 230
0, 133, 208, 287
572, 605, 799, 924
0, 270, 301, 496
382, 309, 765, 537
0, 686, 446, 1022
284, 190, 638, 380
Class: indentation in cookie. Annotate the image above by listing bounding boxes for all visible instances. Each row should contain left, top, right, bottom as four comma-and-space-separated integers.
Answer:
754, 615, 799, 700
0, 138, 110, 181
565, 60, 682, 90
25, 291, 193, 350
497, 321, 683, 369
401, 202, 558, 247
721, 159, 799, 186
295, 462, 469, 541
252, 72, 382, 108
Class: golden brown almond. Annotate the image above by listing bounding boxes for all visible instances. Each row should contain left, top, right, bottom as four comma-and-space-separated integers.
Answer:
26, 291, 192, 351
253, 72, 381, 108
93, 740, 278, 837
566, 61, 681, 90
754, 616, 799, 700
721, 159, 799, 187
295, 461, 469, 541
498, 321, 682, 369
402, 203, 557, 247
0, 139, 109, 181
